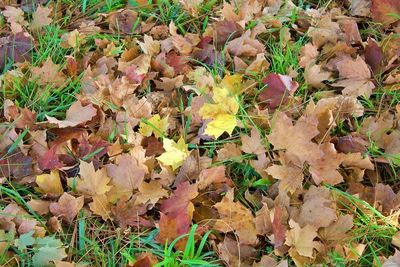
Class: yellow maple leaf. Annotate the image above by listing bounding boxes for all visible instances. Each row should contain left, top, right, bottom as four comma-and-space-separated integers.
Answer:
220, 74, 243, 95
139, 114, 169, 138
68, 161, 112, 196
199, 86, 239, 138
36, 170, 64, 195
157, 137, 190, 170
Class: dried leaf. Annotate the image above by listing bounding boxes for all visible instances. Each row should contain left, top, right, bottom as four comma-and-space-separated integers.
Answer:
46, 101, 97, 128
214, 190, 258, 245
49, 193, 84, 223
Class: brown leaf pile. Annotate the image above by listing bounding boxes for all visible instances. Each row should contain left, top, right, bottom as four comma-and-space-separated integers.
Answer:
1, 0, 400, 266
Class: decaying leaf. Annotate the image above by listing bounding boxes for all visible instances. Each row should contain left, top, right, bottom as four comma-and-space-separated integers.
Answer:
49, 193, 84, 223
214, 189, 258, 245
46, 101, 97, 128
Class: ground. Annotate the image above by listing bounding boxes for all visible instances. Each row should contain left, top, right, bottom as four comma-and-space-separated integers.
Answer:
0, 0, 400, 266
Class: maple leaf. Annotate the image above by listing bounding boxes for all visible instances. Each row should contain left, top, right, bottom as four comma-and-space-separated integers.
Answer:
304, 63, 331, 88
365, 38, 384, 74
214, 20, 243, 48
137, 35, 160, 56
266, 159, 304, 194
35, 170, 64, 195
268, 112, 320, 165
285, 220, 322, 258
30, 57, 66, 87
299, 43, 319, 68
27, 199, 50, 216
241, 127, 266, 155
157, 137, 190, 170
106, 154, 146, 201
69, 161, 112, 196
46, 101, 97, 128
111, 197, 151, 228
160, 182, 198, 216
38, 146, 63, 171
157, 211, 192, 250
0, 32, 33, 72
134, 180, 169, 206
350, 0, 371, 16
30, 5, 52, 30
371, 0, 400, 25
308, 143, 344, 185
226, 30, 265, 57
89, 194, 112, 221
199, 87, 239, 138
49, 193, 84, 223
272, 206, 287, 249
319, 215, 353, 242
331, 55, 375, 97
213, 189, 258, 245
197, 166, 228, 190
139, 114, 169, 138
298, 186, 337, 229
132, 253, 159, 267
258, 73, 298, 109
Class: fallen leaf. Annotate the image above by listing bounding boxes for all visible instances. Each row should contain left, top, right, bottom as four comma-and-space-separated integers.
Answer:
30, 57, 66, 87
30, 5, 52, 30
49, 193, 84, 223
199, 86, 239, 138
258, 73, 298, 109
69, 161, 112, 196
309, 143, 344, 185
332, 55, 375, 97
46, 101, 97, 128
134, 180, 169, 206
298, 186, 337, 228
365, 38, 384, 74
266, 160, 304, 194
268, 112, 320, 165
214, 189, 258, 245
214, 20, 243, 48
36, 170, 64, 195
111, 197, 151, 228
157, 137, 190, 170
304, 63, 331, 88
285, 220, 322, 258
139, 114, 169, 138
89, 194, 112, 221
0, 32, 33, 72
371, 0, 400, 25
241, 127, 266, 155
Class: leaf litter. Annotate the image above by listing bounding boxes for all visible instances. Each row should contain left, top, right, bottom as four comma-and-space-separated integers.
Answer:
0, 0, 400, 266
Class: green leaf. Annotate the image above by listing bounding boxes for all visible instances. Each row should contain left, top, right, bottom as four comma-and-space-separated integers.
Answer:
36, 235, 64, 248
14, 231, 35, 251
32, 246, 67, 267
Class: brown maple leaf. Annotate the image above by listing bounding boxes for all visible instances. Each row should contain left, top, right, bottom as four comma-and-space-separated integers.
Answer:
213, 189, 258, 245
241, 127, 266, 155
268, 112, 320, 165
69, 161, 112, 197
285, 219, 322, 258
49, 193, 84, 223
111, 197, 151, 228
106, 154, 146, 201
46, 101, 97, 128
332, 55, 375, 97
266, 158, 304, 194
30, 57, 66, 87
298, 186, 337, 229
371, 0, 400, 26
309, 143, 344, 185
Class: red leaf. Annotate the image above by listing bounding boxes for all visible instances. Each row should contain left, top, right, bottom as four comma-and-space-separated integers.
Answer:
371, 0, 400, 26
258, 73, 299, 109
365, 38, 384, 74
0, 32, 33, 72
272, 206, 286, 249
38, 146, 63, 171
0, 147, 33, 179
